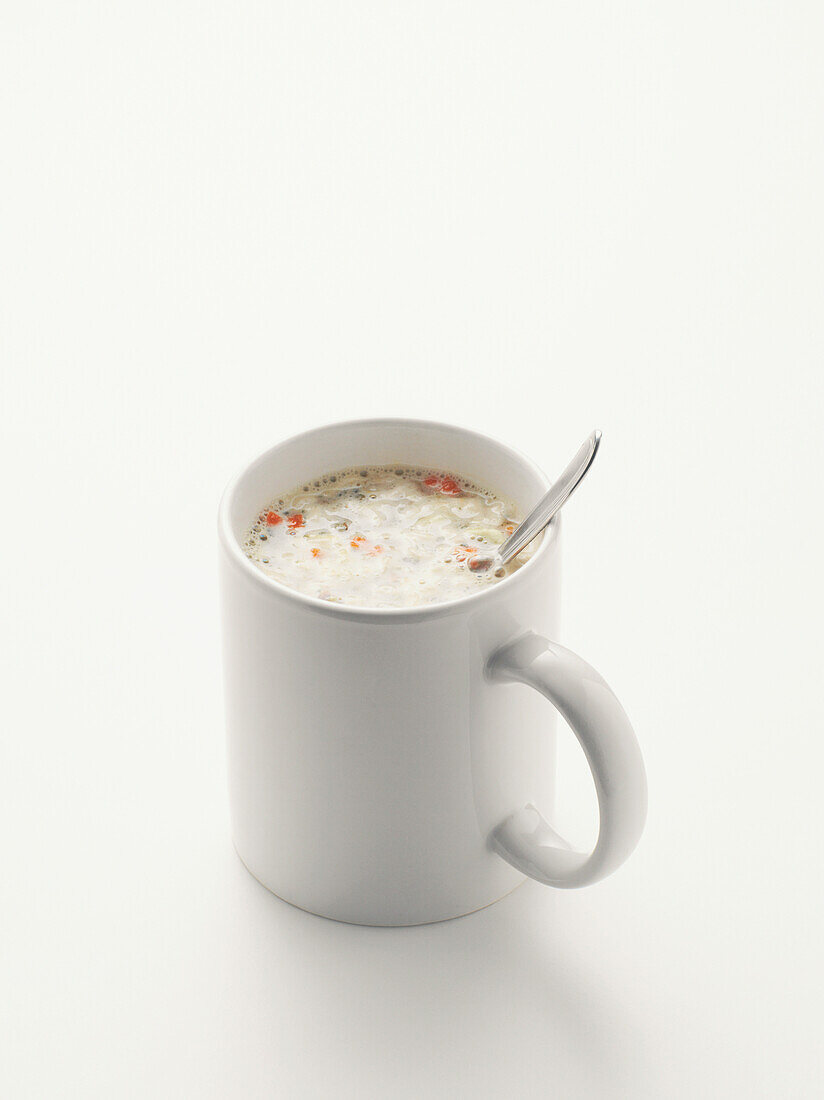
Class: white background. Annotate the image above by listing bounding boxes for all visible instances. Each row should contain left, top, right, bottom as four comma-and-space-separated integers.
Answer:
2, 3, 822, 1097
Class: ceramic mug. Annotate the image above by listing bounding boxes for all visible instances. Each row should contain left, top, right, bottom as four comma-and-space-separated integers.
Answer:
219, 419, 647, 926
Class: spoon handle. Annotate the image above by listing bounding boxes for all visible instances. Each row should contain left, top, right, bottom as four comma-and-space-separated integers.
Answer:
498, 430, 602, 566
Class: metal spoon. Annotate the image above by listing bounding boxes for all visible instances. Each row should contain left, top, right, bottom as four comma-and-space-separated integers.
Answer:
469, 430, 602, 574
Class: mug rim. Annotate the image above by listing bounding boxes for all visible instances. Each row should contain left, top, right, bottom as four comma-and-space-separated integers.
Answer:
218, 417, 559, 622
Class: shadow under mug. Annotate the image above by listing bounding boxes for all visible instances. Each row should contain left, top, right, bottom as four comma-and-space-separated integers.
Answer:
219, 418, 647, 926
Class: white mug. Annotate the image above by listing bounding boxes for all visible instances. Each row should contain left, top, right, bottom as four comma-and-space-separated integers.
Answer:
219, 419, 647, 926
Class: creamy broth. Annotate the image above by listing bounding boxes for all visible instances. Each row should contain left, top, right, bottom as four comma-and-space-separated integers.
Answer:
243, 465, 535, 608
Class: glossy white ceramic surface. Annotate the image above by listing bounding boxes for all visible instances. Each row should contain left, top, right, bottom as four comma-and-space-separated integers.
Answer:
219, 419, 646, 925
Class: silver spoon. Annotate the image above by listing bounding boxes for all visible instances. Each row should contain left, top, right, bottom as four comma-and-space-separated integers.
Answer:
469, 430, 602, 574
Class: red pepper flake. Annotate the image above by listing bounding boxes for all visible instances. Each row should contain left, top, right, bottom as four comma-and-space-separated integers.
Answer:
350, 535, 367, 548
422, 474, 462, 496
311, 547, 322, 558
368, 545, 383, 556
265, 511, 283, 526
287, 513, 304, 529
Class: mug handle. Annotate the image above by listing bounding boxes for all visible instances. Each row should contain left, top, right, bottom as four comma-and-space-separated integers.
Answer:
487, 632, 647, 888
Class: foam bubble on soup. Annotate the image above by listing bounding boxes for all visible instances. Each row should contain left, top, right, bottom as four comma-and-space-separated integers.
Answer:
242, 465, 537, 609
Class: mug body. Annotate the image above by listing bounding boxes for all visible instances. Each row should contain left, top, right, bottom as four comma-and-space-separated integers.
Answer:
219, 419, 561, 925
